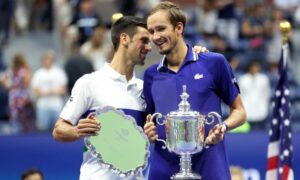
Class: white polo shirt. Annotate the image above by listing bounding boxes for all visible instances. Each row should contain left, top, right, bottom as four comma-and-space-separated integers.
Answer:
60, 63, 146, 180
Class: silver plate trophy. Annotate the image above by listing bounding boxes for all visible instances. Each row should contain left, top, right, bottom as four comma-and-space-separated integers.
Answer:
85, 106, 150, 178
151, 85, 222, 179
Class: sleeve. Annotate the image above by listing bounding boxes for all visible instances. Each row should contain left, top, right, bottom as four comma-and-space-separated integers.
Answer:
60, 75, 91, 125
143, 68, 155, 116
214, 54, 240, 105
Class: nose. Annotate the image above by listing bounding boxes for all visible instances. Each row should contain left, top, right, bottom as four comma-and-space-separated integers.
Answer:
152, 32, 160, 41
146, 43, 152, 52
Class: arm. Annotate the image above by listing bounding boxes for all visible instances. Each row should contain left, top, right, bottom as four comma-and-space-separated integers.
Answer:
205, 95, 246, 144
53, 118, 80, 142
53, 116, 100, 142
223, 95, 247, 131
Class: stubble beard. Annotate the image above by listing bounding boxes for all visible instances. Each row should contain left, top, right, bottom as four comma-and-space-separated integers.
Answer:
158, 39, 177, 55
159, 49, 171, 55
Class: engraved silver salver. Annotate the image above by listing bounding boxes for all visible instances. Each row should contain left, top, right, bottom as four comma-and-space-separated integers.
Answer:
85, 106, 150, 178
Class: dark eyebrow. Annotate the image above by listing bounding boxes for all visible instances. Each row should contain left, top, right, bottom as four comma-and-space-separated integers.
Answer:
148, 28, 154, 34
156, 25, 165, 29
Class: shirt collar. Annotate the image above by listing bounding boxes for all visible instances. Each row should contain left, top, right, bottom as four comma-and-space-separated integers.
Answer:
157, 44, 199, 71
103, 63, 138, 85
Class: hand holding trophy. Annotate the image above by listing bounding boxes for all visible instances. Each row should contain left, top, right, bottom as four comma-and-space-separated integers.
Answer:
149, 85, 223, 179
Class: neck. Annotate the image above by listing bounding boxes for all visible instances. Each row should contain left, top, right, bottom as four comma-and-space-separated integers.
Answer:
165, 38, 187, 72
110, 49, 135, 81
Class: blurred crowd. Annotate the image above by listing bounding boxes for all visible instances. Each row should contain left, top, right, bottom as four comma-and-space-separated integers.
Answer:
1, 0, 300, 135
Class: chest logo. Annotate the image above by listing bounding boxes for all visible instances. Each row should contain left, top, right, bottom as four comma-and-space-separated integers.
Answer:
194, 73, 204, 80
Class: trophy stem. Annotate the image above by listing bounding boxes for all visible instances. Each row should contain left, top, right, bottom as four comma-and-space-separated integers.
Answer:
171, 154, 201, 179
180, 153, 192, 174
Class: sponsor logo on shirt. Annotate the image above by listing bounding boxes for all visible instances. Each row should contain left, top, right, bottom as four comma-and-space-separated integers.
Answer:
194, 73, 204, 80
232, 77, 237, 84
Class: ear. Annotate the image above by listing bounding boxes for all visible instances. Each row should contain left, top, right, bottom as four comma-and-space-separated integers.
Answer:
175, 22, 184, 36
120, 33, 129, 47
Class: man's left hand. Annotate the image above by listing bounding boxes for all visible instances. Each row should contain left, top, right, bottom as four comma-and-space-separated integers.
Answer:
205, 124, 226, 144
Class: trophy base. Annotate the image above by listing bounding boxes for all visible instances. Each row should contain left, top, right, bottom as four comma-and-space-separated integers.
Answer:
171, 172, 201, 180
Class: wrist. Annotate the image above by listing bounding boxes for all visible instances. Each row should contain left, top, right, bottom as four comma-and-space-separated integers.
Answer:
222, 122, 229, 132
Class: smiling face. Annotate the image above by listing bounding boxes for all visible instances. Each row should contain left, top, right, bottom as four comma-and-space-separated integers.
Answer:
147, 10, 183, 55
126, 27, 151, 65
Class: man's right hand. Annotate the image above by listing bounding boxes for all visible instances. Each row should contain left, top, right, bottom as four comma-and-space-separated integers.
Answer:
143, 114, 158, 143
76, 114, 101, 138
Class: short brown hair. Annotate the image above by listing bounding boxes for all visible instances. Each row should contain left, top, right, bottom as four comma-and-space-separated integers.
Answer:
147, 1, 186, 31
111, 16, 147, 51
12, 53, 28, 72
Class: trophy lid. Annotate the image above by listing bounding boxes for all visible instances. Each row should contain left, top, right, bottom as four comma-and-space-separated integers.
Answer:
167, 85, 200, 118
179, 85, 190, 112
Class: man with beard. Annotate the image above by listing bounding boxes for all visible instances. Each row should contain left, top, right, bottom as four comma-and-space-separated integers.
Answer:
53, 16, 151, 180
143, 1, 247, 179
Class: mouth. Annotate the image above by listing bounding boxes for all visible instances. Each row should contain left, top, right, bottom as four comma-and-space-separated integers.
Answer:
155, 42, 165, 48
140, 52, 147, 59
154, 38, 166, 48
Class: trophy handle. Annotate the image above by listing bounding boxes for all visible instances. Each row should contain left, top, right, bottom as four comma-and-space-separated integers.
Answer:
151, 113, 164, 125
205, 112, 222, 125
150, 113, 167, 149
204, 112, 222, 148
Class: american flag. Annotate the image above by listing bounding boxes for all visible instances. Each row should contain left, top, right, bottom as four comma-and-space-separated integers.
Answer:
266, 44, 294, 180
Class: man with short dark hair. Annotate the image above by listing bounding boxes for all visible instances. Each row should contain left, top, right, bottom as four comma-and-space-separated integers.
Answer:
53, 16, 151, 179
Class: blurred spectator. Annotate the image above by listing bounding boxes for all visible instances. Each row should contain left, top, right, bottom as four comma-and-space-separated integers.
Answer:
54, 0, 73, 57
0, 79, 9, 122
0, 0, 15, 44
0, 53, 35, 134
195, 0, 218, 35
184, 0, 218, 45
238, 61, 271, 131
29, 0, 53, 31
135, 0, 160, 18
230, 166, 244, 180
80, 26, 111, 70
267, 7, 293, 64
273, 0, 298, 25
267, 7, 285, 64
0, 0, 15, 71
65, 44, 94, 94
216, 1, 240, 50
22, 168, 43, 180
14, 0, 30, 34
31, 51, 67, 132
295, 4, 300, 27
241, 2, 273, 40
69, 0, 102, 45
239, 1, 273, 70
118, 0, 138, 16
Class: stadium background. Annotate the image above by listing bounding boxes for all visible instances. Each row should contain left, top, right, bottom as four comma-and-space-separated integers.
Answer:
1, 0, 300, 179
